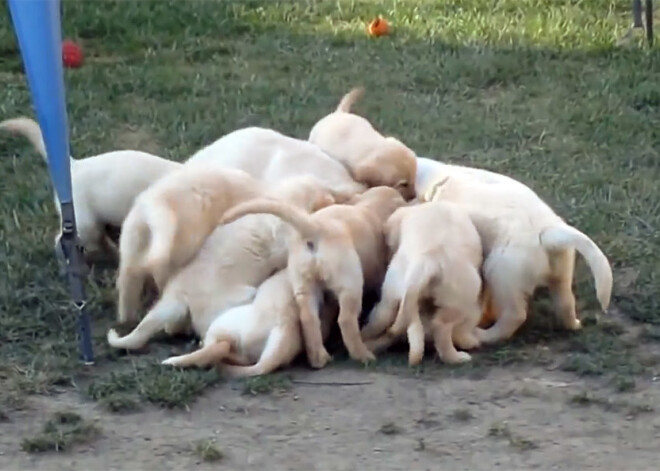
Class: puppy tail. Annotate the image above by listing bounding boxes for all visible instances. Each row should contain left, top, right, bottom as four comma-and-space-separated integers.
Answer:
336, 86, 365, 113
388, 260, 436, 337
0, 116, 76, 165
540, 224, 613, 312
221, 198, 320, 242
141, 203, 178, 287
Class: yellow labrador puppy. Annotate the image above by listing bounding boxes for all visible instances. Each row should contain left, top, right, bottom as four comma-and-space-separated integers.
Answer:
116, 166, 342, 326
161, 269, 338, 377
416, 157, 613, 345
361, 201, 484, 366
220, 186, 407, 368
308, 87, 417, 200
186, 126, 366, 197
0, 117, 180, 263
108, 176, 336, 351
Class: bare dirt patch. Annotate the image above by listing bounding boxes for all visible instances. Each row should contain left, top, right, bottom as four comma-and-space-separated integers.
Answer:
1, 366, 658, 471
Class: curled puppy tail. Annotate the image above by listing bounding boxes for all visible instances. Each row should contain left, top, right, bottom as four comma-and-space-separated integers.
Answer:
221, 198, 320, 242
0, 116, 48, 162
336, 86, 365, 113
0, 116, 77, 165
540, 224, 613, 312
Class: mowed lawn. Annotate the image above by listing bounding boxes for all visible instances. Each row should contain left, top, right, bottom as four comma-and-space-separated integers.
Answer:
1, 0, 659, 414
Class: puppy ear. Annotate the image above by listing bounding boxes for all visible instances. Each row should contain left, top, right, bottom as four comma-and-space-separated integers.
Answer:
352, 160, 380, 187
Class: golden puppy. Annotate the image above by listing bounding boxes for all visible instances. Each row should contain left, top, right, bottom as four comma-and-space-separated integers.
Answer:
186, 126, 366, 197
220, 186, 407, 368
0, 116, 180, 263
308, 87, 417, 200
417, 157, 613, 345
116, 165, 340, 326
161, 269, 338, 377
107, 175, 336, 351
361, 201, 484, 365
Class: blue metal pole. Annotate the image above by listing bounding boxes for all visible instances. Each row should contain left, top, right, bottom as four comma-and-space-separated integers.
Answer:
7, 0, 94, 364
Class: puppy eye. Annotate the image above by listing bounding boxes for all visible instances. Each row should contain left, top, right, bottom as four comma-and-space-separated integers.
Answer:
397, 181, 409, 188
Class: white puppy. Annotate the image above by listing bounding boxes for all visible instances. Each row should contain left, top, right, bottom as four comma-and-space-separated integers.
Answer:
107, 175, 337, 351
161, 269, 337, 377
362, 201, 484, 365
415, 157, 613, 344
0, 117, 180, 263
186, 126, 366, 197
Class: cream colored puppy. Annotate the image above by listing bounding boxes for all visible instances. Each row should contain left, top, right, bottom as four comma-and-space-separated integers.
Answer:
361, 201, 484, 366
161, 269, 338, 377
220, 186, 407, 368
186, 126, 366, 197
0, 117, 180, 263
308, 87, 417, 200
116, 166, 280, 325
108, 176, 335, 351
416, 157, 613, 345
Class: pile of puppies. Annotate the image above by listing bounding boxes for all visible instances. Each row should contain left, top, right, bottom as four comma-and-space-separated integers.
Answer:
1, 87, 613, 377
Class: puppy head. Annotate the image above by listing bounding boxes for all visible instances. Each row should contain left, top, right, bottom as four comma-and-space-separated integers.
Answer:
350, 185, 407, 221
354, 137, 417, 201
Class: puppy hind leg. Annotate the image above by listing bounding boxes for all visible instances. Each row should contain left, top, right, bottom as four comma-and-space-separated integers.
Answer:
360, 263, 404, 340
116, 265, 147, 325
337, 289, 375, 363
360, 295, 400, 340
548, 248, 581, 331
431, 308, 471, 364
476, 254, 530, 345
364, 330, 401, 354
219, 324, 301, 378
108, 297, 187, 350
406, 316, 426, 366
294, 284, 331, 369
476, 285, 528, 345
162, 339, 232, 369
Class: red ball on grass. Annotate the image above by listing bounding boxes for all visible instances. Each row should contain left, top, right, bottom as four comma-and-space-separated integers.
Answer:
62, 40, 84, 68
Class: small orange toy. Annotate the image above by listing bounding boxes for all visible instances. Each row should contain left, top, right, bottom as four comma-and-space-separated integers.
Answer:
367, 17, 389, 37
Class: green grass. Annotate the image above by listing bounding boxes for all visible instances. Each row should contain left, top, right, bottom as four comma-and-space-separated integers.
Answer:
21, 411, 100, 453
192, 439, 225, 463
1, 0, 659, 411
488, 421, 540, 451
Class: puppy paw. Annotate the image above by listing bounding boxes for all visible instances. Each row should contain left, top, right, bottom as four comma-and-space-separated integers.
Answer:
352, 348, 376, 365
454, 333, 481, 351
161, 356, 180, 366
475, 327, 502, 345
564, 318, 582, 331
308, 348, 333, 369
408, 350, 424, 366
448, 351, 472, 364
